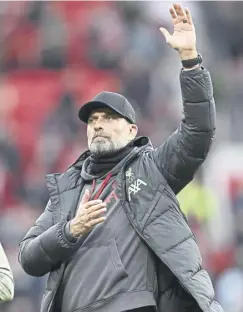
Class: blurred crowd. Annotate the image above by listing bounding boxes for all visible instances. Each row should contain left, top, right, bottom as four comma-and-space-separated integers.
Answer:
0, 2, 243, 312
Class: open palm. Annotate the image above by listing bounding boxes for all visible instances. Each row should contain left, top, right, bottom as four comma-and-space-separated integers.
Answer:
160, 4, 196, 52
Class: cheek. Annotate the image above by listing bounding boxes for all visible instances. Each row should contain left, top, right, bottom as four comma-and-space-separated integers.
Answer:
113, 127, 127, 139
87, 128, 92, 142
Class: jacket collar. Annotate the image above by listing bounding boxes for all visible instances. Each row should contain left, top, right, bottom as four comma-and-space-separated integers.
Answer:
45, 136, 152, 196
71, 136, 152, 170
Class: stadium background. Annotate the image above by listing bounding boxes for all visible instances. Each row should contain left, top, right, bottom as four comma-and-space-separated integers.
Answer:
0, 1, 243, 311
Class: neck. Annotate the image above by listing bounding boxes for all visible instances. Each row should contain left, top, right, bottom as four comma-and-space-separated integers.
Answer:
89, 141, 134, 176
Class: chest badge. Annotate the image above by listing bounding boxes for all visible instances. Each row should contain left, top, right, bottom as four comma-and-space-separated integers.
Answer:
126, 167, 147, 201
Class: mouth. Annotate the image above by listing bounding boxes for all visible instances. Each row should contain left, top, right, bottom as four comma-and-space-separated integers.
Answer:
93, 136, 108, 141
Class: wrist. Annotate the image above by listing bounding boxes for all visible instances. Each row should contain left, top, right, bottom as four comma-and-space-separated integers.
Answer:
183, 64, 200, 71
64, 221, 78, 243
69, 220, 80, 238
178, 49, 198, 61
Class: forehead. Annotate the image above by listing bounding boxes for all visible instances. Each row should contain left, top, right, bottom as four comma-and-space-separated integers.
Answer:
89, 107, 118, 118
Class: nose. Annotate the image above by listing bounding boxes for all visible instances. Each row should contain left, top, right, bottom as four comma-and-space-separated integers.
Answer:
94, 118, 104, 131
94, 124, 103, 131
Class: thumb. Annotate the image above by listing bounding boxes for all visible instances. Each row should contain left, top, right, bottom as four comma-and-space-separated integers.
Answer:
81, 189, 90, 204
159, 27, 172, 44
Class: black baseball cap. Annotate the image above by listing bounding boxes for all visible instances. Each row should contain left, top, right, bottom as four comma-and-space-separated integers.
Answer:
78, 91, 136, 124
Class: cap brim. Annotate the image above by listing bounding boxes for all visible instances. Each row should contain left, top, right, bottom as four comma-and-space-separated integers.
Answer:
78, 101, 128, 123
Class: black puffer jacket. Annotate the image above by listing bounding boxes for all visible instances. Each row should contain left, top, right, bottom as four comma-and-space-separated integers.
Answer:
19, 67, 223, 312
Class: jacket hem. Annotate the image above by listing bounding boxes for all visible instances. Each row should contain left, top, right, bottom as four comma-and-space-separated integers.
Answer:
73, 290, 156, 312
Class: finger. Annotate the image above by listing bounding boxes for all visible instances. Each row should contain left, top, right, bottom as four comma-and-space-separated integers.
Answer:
173, 3, 187, 22
89, 207, 107, 219
77, 199, 103, 214
88, 216, 106, 227
83, 199, 103, 209
185, 8, 193, 25
169, 7, 179, 25
86, 202, 106, 214
80, 189, 90, 204
159, 27, 172, 44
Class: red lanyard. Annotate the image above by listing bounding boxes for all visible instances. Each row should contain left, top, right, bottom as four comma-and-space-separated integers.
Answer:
89, 172, 113, 200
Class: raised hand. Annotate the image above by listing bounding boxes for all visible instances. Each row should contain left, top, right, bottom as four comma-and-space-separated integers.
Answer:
160, 3, 197, 60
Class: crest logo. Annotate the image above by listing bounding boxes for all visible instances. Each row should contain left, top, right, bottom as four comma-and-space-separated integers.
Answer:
126, 168, 147, 201
125, 167, 135, 183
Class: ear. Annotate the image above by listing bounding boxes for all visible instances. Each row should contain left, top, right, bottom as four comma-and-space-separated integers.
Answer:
130, 124, 138, 137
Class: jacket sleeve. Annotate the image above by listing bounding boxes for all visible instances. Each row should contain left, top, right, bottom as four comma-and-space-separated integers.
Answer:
0, 243, 14, 302
150, 67, 216, 194
19, 200, 82, 277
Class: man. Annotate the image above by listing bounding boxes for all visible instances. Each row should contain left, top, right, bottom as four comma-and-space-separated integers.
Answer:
0, 243, 14, 302
19, 4, 223, 312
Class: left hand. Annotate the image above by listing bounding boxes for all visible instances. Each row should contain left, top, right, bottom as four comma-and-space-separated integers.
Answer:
160, 4, 197, 60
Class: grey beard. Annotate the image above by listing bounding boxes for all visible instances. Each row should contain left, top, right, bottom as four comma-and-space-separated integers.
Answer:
89, 139, 126, 156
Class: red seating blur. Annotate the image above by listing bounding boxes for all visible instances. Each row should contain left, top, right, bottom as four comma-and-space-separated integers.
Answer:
5, 67, 120, 167
51, 1, 114, 65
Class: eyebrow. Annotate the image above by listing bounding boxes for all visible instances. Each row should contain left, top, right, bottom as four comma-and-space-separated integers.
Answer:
89, 111, 119, 119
